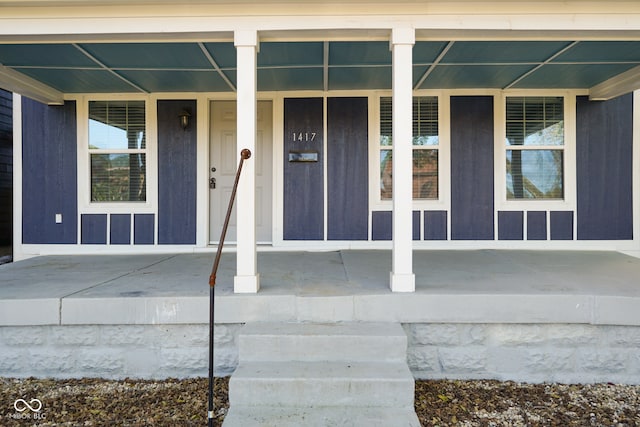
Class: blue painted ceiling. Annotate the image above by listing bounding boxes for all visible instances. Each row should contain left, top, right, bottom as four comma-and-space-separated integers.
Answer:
0, 40, 639, 93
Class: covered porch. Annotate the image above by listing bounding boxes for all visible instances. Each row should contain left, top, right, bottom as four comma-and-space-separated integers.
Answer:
1, 1, 640, 297
2, 249, 640, 384
1, 249, 639, 326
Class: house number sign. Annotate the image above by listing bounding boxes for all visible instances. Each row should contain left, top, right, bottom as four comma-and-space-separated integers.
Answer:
289, 131, 320, 162
291, 132, 318, 142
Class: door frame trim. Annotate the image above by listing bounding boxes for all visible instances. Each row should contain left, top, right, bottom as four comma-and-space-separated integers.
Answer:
207, 97, 275, 245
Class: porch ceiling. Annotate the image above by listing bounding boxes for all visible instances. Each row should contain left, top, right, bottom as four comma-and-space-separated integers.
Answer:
1, 39, 640, 99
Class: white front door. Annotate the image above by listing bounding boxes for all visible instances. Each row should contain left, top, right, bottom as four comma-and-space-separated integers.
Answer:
209, 100, 273, 243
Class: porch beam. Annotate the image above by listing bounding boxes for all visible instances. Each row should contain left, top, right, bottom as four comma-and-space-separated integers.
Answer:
0, 65, 64, 105
413, 40, 454, 91
198, 42, 237, 92
503, 41, 580, 90
389, 27, 416, 293
590, 65, 640, 101
233, 29, 260, 293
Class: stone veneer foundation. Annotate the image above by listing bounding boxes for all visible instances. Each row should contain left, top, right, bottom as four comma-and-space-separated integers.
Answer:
1, 322, 639, 384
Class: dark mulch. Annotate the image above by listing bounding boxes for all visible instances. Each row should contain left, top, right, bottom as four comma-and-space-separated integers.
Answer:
1, 377, 639, 426
415, 379, 639, 426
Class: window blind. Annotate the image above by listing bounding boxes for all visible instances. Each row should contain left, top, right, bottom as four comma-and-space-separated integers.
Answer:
89, 101, 147, 202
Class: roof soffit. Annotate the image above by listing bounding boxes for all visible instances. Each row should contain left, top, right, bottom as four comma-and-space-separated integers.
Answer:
1, 2, 639, 101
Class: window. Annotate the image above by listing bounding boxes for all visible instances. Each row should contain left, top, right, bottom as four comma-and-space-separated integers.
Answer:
379, 96, 439, 200
505, 96, 564, 200
88, 100, 146, 202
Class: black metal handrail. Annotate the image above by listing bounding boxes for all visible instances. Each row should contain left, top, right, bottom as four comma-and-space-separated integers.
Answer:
208, 148, 251, 427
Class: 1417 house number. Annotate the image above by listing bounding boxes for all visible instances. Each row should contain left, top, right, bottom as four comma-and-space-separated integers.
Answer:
292, 132, 317, 142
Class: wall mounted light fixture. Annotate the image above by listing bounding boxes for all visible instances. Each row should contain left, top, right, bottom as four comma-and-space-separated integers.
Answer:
179, 110, 191, 130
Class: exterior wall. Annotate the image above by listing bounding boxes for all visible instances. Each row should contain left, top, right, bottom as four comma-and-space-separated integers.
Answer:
282, 96, 369, 241
493, 93, 634, 243
327, 97, 369, 240
0, 89, 11, 247
0, 324, 242, 379
450, 95, 494, 240
283, 97, 325, 240
22, 98, 77, 244
19, 98, 200, 249
405, 323, 640, 384
576, 94, 634, 240
75, 100, 197, 247
2, 322, 639, 384
157, 99, 197, 245
369, 93, 635, 245
15, 91, 638, 254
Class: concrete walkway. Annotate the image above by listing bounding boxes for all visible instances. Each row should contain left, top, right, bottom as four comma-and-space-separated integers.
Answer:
1, 250, 639, 326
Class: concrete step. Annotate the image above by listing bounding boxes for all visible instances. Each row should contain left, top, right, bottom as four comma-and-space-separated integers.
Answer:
238, 322, 407, 363
222, 405, 421, 427
229, 361, 415, 407
224, 322, 419, 426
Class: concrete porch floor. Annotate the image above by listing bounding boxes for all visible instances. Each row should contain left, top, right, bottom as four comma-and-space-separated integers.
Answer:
0, 250, 639, 327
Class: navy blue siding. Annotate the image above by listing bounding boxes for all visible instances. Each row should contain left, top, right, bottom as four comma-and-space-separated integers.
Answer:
81, 214, 107, 244
413, 211, 420, 240
157, 100, 197, 244
450, 96, 494, 240
22, 99, 77, 244
424, 211, 447, 240
498, 211, 524, 240
283, 98, 324, 240
527, 211, 547, 240
134, 214, 154, 244
550, 211, 573, 240
372, 211, 392, 240
371, 211, 420, 240
327, 97, 368, 240
576, 95, 633, 240
110, 214, 131, 245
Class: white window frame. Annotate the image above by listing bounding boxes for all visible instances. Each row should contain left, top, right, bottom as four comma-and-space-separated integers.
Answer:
369, 91, 450, 212
495, 90, 579, 213
76, 94, 157, 214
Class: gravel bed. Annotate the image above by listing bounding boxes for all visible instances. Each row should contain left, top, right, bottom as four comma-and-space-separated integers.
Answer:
1, 377, 639, 426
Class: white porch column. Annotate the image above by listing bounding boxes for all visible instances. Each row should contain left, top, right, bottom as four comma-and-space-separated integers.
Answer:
390, 28, 416, 292
234, 29, 260, 293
